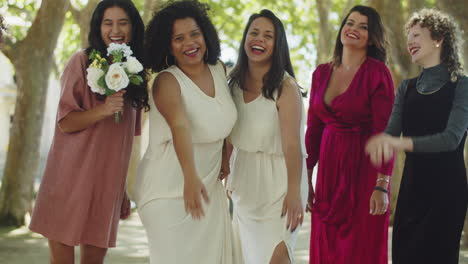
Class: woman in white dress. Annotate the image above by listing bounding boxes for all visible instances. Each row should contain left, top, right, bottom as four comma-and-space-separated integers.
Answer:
134, 1, 236, 263
227, 9, 308, 264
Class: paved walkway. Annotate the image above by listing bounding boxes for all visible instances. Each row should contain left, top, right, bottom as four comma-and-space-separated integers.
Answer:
1, 212, 467, 263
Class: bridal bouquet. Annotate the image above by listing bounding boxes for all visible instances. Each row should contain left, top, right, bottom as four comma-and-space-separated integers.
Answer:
86, 43, 144, 123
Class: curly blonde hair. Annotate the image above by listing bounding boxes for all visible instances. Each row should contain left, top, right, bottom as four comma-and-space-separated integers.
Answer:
405, 8, 464, 82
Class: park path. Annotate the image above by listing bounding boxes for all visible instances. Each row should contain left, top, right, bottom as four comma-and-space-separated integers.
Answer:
1, 212, 467, 263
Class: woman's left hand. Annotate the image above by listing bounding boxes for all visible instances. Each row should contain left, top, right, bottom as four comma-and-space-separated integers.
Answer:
120, 192, 131, 220
369, 189, 389, 216
282, 191, 304, 232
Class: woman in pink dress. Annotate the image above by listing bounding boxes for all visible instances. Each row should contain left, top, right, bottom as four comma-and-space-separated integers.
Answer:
29, 0, 149, 263
305, 5, 394, 264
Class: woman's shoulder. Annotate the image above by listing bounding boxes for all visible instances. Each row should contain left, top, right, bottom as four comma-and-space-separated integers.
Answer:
62, 50, 88, 75
315, 62, 332, 73
68, 50, 88, 67
365, 57, 390, 72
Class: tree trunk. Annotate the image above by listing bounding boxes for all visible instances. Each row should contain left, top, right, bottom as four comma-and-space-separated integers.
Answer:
314, 0, 333, 65
0, 0, 69, 227
143, 0, 164, 24
70, 0, 100, 48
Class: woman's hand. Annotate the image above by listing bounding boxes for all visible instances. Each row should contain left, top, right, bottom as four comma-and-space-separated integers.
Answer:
120, 192, 131, 220
306, 169, 314, 213
282, 190, 304, 232
369, 189, 389, 215
98, 90, 126, 117
184, 176, 210, 220
365, 133, 395, 166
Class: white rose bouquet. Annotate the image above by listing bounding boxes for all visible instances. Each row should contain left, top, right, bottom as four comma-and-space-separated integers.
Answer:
86, 43, 144, 123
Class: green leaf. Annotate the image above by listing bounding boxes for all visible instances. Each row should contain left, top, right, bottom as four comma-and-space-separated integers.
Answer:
105, 88, 115, 96
129, 74, 143, 85
111, 51, 123, 62
97, 75, 107, 89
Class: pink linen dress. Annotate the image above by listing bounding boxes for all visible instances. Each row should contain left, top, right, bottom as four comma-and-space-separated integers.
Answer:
29, 50, 141, 248
305, 58, 394, 264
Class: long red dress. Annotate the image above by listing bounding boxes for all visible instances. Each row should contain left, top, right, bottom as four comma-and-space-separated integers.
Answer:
305, 58, 394, 264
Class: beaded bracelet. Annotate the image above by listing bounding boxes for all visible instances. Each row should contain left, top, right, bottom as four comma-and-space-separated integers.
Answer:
376, 178, 390, 184
374, 186, 389, 193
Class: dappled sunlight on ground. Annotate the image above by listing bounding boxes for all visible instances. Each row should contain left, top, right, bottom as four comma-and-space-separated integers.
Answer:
0, 211, 467, 263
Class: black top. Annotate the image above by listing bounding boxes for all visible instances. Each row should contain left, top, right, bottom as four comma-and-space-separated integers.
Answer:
385, 64, 468, 152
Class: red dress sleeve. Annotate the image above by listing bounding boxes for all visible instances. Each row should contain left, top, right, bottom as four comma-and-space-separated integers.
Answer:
305, 65, 327, 170
369, 62, 395, 175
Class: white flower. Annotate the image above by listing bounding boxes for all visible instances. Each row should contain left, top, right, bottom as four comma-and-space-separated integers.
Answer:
105, 63, 129, 91
107, 43, 133, 58
86, 67, 106, 95
125, 56, 143, 74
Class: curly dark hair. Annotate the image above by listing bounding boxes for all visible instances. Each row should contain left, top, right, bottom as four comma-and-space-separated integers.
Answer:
406, 8, 464, 82
86, 0, 149, 111
228, 9, 296, 100
332, 5, 389, 66
144, 0, 220, 72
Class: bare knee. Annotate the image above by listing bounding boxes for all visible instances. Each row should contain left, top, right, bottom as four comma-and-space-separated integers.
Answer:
269, 241, 291, 264
80, 244, 108, 264
48, 239, 74, 264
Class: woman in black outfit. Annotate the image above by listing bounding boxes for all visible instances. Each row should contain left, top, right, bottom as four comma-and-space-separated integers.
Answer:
366, 8, 468, 264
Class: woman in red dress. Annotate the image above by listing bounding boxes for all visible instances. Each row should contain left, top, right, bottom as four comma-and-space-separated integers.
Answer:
305, 5, 394, 264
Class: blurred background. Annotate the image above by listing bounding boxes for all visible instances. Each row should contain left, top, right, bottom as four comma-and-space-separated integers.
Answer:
0, 0, 467, 262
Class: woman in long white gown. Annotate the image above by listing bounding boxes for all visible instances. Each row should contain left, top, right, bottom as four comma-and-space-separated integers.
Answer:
227, 9, 308, 264
134, 1, 236, 263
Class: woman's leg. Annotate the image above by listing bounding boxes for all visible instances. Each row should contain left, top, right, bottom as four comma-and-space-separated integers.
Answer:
269, 241, 291, 264
48, 239, 74, 264
80, 244, 108, 264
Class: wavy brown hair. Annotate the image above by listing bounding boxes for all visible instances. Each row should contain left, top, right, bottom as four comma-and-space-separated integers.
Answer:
332, 5, 389, 66
406, 8, 464, 82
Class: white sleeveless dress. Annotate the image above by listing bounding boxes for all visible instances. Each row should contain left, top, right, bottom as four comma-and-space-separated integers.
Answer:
227, 74, 308, 263
135, 62, 237, 264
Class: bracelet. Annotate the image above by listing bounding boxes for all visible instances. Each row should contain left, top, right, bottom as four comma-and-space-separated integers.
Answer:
376, 178, 390, 184
374, 186, 388, 193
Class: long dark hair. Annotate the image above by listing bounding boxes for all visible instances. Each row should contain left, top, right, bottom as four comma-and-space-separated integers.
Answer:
332, 5, 388, 66
144, 0, 220, 72
86, 0, 149, 111
228, 9, 295, 100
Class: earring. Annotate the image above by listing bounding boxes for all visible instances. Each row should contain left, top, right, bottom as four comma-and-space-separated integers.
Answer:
204, 49, 209, 61
435, 43, 440, 48
165, 55, 170, 68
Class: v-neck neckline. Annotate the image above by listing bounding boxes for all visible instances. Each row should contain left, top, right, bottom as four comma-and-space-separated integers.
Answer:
176, 64, 217, 99
322, 59, 367, 110
242, 89, 262, 104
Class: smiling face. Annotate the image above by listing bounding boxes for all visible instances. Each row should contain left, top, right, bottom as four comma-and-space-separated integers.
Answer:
100, 6, 132, 46
340, 11, 369, 50
170, 17, 206, 67
407, 23, 442, 67
244, 17, 275, 65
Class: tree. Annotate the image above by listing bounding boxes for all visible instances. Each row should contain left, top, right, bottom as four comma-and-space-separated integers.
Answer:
0, 0, 70, 226
69, 0, 100, 48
